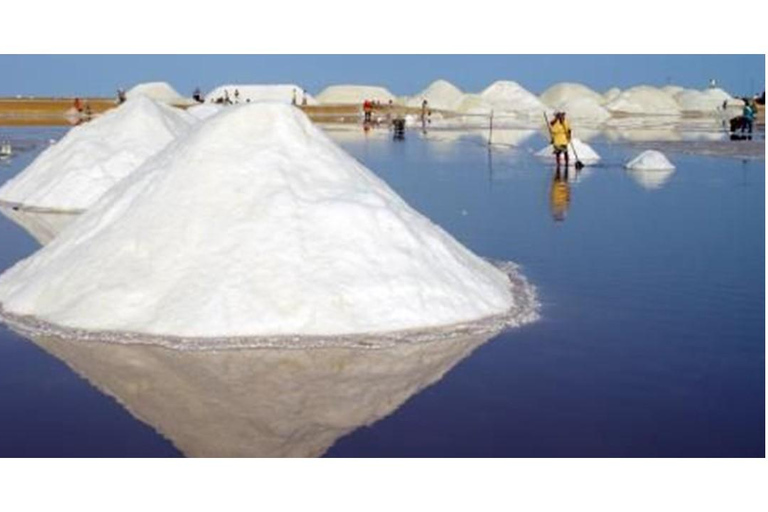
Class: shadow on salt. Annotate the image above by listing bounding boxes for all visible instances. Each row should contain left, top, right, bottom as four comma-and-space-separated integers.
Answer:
24, 328, 500, 457
0, 205, 80, 246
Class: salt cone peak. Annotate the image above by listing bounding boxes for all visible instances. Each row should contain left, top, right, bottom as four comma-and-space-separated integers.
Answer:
0, 103, 536, 344
0, 96, 195, 211
126, 81, 193, 105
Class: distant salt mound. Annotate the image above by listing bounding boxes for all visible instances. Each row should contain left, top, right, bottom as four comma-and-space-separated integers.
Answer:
605, 86, 681, 115
0, 97, 194, 211
603, 87, 622, 103
625, 150, 675, 171
536, 138, 601, 164
407, 80, 465, 111
186, 103, 222, 121
674, 88, 742, 114
204, 84, 317, 105
0, 104, 537, 346
126, 81, 194, 106
661, 85, 685, 96
316, 85, 395, 104
540, 82, 604, 107
458, 81, 547, 117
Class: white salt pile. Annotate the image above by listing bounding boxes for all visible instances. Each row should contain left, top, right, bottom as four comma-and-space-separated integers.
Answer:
186, 103, 223, 121
0, 104, 537, 347
539, 83, 610, 122
625, 150, 675, 171
540, 82, 604, 106
126, 81, 194, 106
605, 86, 681, 116
536, 138, 601, 164
458, 81, 547, 117
407, 79, 465, 111
661, 85, 685, 97
0, 97, 195, 212
674, 88, 742, 114
316, 85, 396, 104
603, 87, 622, 104
204, 84, 317, 105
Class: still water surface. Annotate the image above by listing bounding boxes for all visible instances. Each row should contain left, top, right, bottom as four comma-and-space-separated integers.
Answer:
0, 125, 763, 457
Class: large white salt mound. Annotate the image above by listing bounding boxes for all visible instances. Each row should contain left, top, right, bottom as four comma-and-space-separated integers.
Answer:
540, 82, 604, 107
605, 86, 681, 115
316, 85, 395, 104
536, 138, 601, 164
603, 87, 622, 103
0, 97, 195, 211
661, 85, 685, 97
204, 84, 317, 105
126, 82, 194, 106
625, 150, 675, 171
0, 104, 535, 342
406, 80, 465, 111
674, 88, 741, 114
186, 103, 223, 121
550, 96, 611, 122
464, 81, 547, 116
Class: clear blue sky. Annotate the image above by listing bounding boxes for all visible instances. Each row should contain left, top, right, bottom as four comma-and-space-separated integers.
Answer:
0, 55, 763, 98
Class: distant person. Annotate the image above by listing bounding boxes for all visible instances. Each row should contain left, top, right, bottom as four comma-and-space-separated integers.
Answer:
234, 89, 240, 103
292, 89, 297, 106
224, 90, 231, 105
549, 111, 572, 167
421, 99, 429, 121
193, 87, 203, 103
363, 99, 372, 123
116, 88, 126, 104
742, 99, 755, 134
301, 89, 308, 106
709, 78, 717, 89
74, 97, 83, 113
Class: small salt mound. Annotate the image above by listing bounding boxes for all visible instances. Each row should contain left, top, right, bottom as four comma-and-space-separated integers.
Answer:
126, 82, 194, 106
406, 79, 465, 111
186, 103, 223, 121
204, 84, 317, 105
674, 88, 742, 114
603, 87, 622, 103
625, 150, 675, 171
540, 82, 604, 107
605, 86, 681, 115
0, 97, 194, 211
0, 104, 536, 343
316, 85, 396, 104
536, 138, 601, 164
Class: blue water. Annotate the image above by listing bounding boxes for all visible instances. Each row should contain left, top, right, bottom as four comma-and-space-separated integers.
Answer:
0, 125, 763, 457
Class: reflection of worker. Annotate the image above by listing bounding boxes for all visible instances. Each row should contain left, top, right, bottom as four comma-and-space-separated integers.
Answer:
549, 111, 572, 168
549, 167, 571, 222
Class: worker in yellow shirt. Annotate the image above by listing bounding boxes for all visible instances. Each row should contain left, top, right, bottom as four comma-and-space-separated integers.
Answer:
549, 111, 572, 168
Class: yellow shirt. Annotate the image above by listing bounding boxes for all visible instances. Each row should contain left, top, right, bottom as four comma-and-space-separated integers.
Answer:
550, 119, 571, 147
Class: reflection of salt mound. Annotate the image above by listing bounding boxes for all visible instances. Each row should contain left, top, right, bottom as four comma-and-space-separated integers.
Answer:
29, 330, 496, 457
625, 150, 675, 170
0, 104, 537, 345
605, 86, 681, 115
458, 81, 547, 116
484, 129, 537, 147
540, 82, 604, 106
536, 138, 601, 164
316, 85, 395, 104
0, 97, 194, 211
126, 82, 194, 106
204, 84, 317, 105
407, 80, 464, 111
0, 206, 79, 245
674, 88, 741, 114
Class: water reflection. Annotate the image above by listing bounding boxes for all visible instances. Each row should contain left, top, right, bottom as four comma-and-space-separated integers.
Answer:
625, 167, 676, 190
26, 331, 498, 457
0, 206, 79, 245
549, 167, 572, 222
